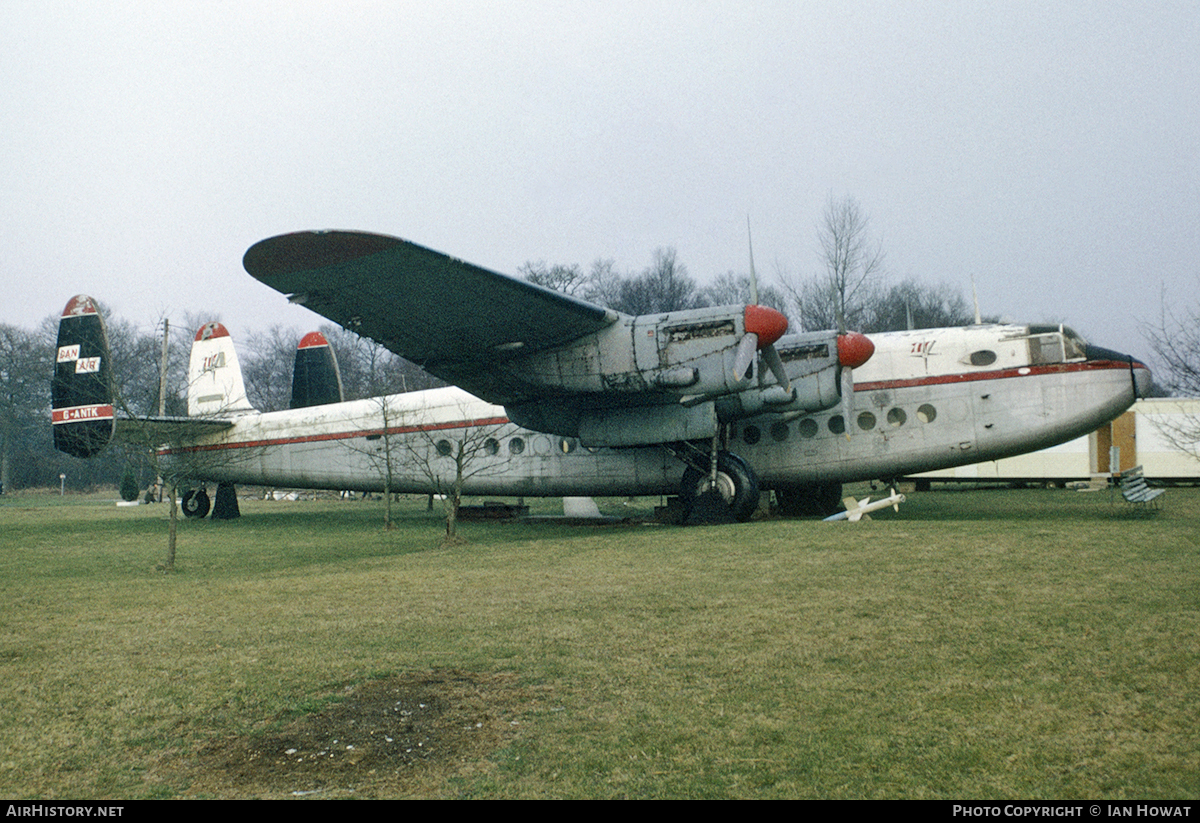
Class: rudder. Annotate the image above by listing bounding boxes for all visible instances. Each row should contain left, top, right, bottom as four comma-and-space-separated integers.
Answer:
290, 331, 345, 409
188, 322, 255, 417
51, 295, 115, 458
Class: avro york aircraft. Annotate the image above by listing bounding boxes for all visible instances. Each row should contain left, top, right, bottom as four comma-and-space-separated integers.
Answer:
51, 230, 1152, 520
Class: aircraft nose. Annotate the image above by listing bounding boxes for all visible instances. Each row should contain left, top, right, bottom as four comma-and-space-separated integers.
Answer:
1133, 361, 1153, 398
1084, 343, 1153, 399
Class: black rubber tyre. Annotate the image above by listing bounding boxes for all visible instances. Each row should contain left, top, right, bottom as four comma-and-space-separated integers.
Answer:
680, 451, 760, 522
181, 488, 210, 518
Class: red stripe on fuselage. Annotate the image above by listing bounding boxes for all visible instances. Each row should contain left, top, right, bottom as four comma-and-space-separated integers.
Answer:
158, 360, 1141, 455
158, 415, 511, 455
854, 359, 1139, 393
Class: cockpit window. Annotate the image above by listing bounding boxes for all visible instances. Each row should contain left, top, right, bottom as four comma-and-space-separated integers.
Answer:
1061, 327, 1087, 360
1027, 325, 1088, 363
1028, 334, 1066, 365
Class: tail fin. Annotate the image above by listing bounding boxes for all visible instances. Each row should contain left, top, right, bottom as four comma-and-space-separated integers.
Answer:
290, 331, 345, 409
187, 322, 255, 417
51, 295, 115, 457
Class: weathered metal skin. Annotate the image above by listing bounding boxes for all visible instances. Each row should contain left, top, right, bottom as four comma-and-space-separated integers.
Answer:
51, 287, 1147, 505
157, 323, 1149, 498
735, 324, 1149, 487
241, 230, 867, 451
506, 319, 852, 447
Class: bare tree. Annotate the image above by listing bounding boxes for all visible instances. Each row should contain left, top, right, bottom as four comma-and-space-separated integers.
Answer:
340, 393, 411, 531
583, 258, 625, 309
863, 279, 981, 333
783, 195, 886, 331
0, 323, 52, 491
518, 261, 591, 297
1145, 285, 1200, 460
613, 247, 704, 315
403, 398, 510, 543
700, 271, 789, 314
242, 324, 300, 412
112, 316, 270, 570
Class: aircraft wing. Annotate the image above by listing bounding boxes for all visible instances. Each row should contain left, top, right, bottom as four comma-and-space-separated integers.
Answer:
243, 231, 620, 403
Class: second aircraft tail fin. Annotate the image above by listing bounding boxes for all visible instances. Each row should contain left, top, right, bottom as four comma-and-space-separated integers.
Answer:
290, 331, 345, 409
187, 322, 255, 417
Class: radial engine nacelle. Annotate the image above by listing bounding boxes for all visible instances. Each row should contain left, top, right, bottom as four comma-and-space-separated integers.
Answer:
505, 303, 874, 448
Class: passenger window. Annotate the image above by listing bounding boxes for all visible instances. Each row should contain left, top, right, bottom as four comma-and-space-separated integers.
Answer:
770, 422, 789, 442
969, 350, 997, 366
887, 408, 906, 427
559, 438, 577, 454
484, 438, 500, 456
798, 418, 819, 439
435, 439, 452, 456
917, 404, 937, 423
742, 425, 761, 445
508, 437, 525, 455
857, 411, 876, 431
828, 415, 845, 435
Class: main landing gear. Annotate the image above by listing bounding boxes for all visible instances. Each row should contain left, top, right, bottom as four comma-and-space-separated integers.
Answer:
182, 487, 210, 518
668, 442, 761, 523
181, 483, 240, 519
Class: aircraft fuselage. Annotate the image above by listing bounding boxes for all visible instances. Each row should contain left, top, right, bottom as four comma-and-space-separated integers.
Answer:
161, 324, 1149, 500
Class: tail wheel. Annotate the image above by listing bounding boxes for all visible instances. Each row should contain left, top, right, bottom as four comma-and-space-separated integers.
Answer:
680, 451, 760, 522
182, 488, 210, 518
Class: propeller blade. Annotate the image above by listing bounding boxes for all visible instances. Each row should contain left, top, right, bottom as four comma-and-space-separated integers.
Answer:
840, 366, 854, 440
747, 216, 760, 306
761, 343, 790, 391
733, 332, 758, 380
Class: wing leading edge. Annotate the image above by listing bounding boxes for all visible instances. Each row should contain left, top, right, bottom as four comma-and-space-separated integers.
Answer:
243, 231, 620, 403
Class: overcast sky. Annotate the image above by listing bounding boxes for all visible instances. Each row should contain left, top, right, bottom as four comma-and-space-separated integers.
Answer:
4, 1, 1197, 369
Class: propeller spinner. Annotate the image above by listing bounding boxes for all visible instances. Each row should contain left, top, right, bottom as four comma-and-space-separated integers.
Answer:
733, 304, 791, 389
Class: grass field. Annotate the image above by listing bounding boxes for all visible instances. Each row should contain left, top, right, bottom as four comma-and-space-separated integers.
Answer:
1, 485, 1197, 799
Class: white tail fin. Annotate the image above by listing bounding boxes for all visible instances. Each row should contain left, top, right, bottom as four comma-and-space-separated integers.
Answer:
187, 322, 255, 417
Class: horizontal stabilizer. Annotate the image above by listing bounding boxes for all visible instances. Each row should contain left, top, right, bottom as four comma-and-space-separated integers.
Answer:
113, 415, 234, 447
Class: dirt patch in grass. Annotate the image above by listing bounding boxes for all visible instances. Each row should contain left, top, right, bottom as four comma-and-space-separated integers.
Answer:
180, 670, 536, 798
